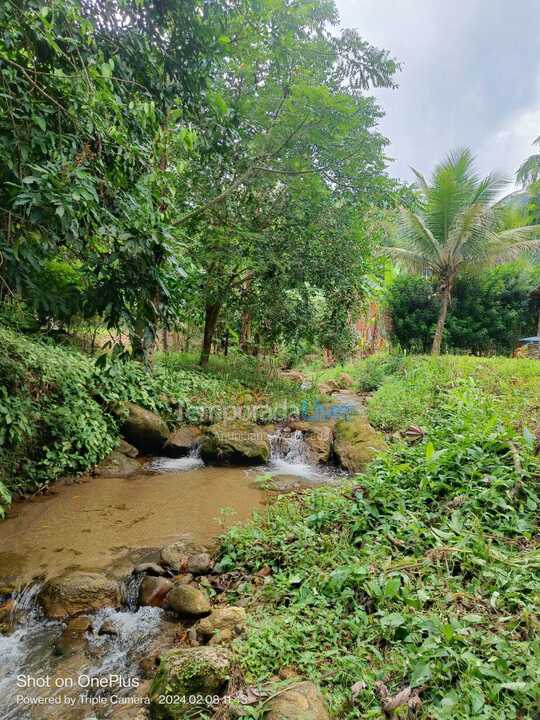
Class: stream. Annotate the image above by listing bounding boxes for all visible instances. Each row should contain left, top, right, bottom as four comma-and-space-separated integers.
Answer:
0, 426, 348, 719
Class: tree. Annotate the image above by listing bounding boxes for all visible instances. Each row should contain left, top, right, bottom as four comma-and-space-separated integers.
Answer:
385, 148, 540, 354
176, 1, 399, 365
0, 0, 227, 356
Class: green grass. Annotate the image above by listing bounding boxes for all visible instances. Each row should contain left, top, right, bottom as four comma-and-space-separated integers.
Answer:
156, 351, 316, 408
219, 354, 540, 719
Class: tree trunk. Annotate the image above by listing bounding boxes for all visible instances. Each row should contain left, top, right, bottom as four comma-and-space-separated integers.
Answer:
200, 301, 221, 367
130, 308, 156, 364
432, 281, 452, 355
239, 310, 251, 353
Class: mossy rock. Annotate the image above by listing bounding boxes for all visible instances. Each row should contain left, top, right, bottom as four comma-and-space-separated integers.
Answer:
333, 415, 387, 472
200, 420, 270, 465
113, 402, 170, 453
149, 646, 231, 719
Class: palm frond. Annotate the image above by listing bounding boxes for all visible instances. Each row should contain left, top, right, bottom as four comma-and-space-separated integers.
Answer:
378, 246, 433, 274
397, 206, 442, 261
516, 154, 540, 187
448, 202, 493, 261
488, 237, 540, 264
425, 148, 485, 243
410, 167, 429, 194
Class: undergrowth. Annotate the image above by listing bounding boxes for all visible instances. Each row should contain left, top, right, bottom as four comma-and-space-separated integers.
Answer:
220, 355, 540, 719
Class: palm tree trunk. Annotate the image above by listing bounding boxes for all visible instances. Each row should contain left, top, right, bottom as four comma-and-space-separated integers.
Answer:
432, 282, 452, 355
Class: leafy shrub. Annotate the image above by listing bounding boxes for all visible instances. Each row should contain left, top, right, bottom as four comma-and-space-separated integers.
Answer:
386, 264, 540, 354
354, 351, 405, 391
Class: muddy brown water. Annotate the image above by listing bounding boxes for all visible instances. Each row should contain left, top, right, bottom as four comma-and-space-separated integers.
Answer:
0, 463, 266, 586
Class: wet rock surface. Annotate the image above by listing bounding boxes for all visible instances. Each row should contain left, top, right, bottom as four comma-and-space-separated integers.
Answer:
160, 534, 212, 574
200, 419, 270, 465
163, 426, 203, 457
114, 401, 170, 453
94, 449, 140, 478
333, 415, 387, 472
139, 576, 173, 608
39, 571, 121, 619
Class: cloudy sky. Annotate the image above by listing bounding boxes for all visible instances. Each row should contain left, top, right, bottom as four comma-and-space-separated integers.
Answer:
335, 0, 540, 190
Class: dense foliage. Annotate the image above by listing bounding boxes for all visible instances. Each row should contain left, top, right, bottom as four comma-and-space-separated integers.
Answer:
386, 264, 540, 354
220, 354, 540, 719
0, 0, 403, 362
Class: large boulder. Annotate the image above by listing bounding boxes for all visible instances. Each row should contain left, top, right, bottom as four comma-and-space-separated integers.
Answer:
200, 420, 270, 465
117, 439, 139, 457
113, 402, 170, 453
39, 572, 120, 619
163, 426, 203, 458
160, 535, 211, 574
149, 646, 231, 719
264, 681, 330, 720
195, 606, 246, 644
94, 450, 140, 478
139, 576, 173, 608
333, 416, 387, 473
167, 584, 210, 616
289, 421, 334, 464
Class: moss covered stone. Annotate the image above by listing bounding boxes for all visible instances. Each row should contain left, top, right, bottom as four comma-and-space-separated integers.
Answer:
149, 646, 231, 719
200, 420, 270, 465
333, 415, 386, 472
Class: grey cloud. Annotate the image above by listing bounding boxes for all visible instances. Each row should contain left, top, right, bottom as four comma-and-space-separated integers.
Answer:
335, 0, 540, 186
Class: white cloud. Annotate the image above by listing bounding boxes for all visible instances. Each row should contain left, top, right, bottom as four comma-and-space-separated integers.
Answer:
334, 0, 540, 185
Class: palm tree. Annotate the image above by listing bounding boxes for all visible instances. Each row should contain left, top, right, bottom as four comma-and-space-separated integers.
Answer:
386, 148, 540, 355
516, 135, 540, 187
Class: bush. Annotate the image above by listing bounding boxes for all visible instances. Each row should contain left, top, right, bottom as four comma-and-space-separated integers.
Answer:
386, 264, 540, 354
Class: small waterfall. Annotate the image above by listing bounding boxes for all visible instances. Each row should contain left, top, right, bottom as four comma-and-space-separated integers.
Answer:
84, 606, 163, 689
0, 579, 164, 718
123, 572, 143, 611
268, 428, 319, 479
270, 429, 309, 464
0, 582, 63, 716
147, 440, 204, 472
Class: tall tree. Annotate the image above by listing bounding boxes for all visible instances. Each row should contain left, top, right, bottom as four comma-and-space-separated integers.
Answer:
385, 148, 540, 354
176, 0, 399, 364
0, 0, 226, 356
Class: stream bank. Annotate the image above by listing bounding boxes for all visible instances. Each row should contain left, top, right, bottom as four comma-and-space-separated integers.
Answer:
0, 391, 380, 720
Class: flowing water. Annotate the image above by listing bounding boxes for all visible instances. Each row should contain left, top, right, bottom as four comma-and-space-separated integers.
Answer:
0, 425, 346, 718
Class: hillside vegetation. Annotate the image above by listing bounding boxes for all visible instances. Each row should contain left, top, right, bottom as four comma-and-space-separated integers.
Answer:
220, 354, 540, 719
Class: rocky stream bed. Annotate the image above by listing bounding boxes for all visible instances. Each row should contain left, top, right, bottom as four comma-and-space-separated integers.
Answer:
0, 390, 386, 719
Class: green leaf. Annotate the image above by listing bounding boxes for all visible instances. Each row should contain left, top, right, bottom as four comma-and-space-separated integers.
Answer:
380, 612, 405, 627
383, 576, 401, 598
410, 662, 431, 687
